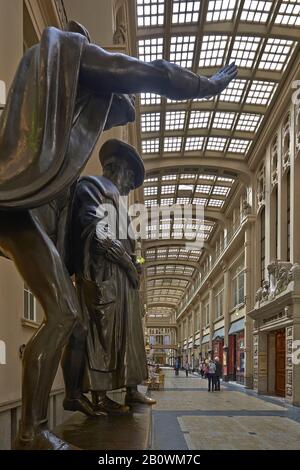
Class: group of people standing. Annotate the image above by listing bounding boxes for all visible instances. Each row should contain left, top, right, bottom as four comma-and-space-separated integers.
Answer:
199, 357, 222, 392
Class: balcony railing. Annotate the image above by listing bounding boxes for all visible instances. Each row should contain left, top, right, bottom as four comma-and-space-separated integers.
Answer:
177, 218, 243, 318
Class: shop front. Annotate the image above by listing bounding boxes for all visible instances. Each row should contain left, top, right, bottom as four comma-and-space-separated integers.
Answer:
212, 327, 224, 365
228, 318, 245, 383
201, 334, 210, 359
249, 261, 300, 405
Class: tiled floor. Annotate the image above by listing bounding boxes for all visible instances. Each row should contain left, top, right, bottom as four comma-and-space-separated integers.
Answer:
150, 368, 300, 450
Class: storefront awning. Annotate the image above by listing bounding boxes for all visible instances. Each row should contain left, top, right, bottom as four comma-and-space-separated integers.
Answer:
228, 318, 245, 335
212, 327, 224, 340
202, 334, 210, 345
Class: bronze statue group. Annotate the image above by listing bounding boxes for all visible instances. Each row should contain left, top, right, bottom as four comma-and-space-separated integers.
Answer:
0, 21, 237, 449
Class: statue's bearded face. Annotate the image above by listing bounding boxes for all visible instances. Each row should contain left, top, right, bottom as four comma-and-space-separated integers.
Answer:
104, 94, 136, 130
103, 157, 135, 195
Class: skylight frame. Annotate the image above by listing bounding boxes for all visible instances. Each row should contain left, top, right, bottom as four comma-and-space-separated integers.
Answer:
199, 35, 230, 68
240, 0, 273, 24
230, 35, 261, 68
212, 111, 236, 130
185, 136, 205, 151
206, 0, 236, 22
189, 110, 211, 128
170, 35, 196, 68
165, 111, 186, 130
141, 112, 161, 132
172, 0, 201, 24
142, 138, 160, 154
138, 37, 164, 62
275, 1, 300, 26
164, 137, 183, 152
137, 0, 165, 28
258, 38, 294, 72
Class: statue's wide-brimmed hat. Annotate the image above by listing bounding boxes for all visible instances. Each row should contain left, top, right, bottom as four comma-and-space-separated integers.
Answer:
66, 20, 91, 42
99, 139, 145, 188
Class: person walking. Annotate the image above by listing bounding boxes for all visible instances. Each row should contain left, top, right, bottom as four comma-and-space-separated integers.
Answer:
214, 357, 222, 391
184, 357, 189, 377
207, 359, 216, 392
174, 357, 180, 376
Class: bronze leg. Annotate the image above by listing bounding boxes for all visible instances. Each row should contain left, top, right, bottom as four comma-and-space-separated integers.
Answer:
0, 210, 81, 441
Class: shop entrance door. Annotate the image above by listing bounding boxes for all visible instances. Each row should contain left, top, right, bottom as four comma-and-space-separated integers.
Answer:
275, 329, 286, 397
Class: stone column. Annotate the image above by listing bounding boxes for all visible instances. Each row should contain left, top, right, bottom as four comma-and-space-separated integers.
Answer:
208, 285, 214, 357
244, 220, 256, 388
222, 263, 230, 380
290, 102, 300, 263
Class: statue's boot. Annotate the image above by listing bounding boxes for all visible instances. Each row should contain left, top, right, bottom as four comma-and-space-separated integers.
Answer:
93, 395, 130, 416
63, 394, 107, 417
125, 388, 156, 405
12, 421, 79, 450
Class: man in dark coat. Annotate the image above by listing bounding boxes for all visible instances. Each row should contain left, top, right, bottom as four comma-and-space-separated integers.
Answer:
0, 20, 237, 449
70, 139, 154, 415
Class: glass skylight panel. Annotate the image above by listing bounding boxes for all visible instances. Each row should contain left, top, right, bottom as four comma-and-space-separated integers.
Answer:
161, 184, 176, 194
142, 138, 160, 153
170, 36, 196, 68
185, 137, 205, 151
166, 97, 188, 104
196, 184, 211, 194
189, 111, 211, 128
165, 111, 186, 130
230, 36, 261, 68
145, 199, 158, 207
144, 186, 158, 196
213, 185, 229, 196
275, 1, 300, 26
218, 79, 247, 103
164, 137, 182, 152
193, 197, 207, 205
212, 112, 236, 130
240, 1, 273, 23
246, 81, 277, 105
161, 198, 174, 205
236, 113, 262, 132
208, 199, 224, 208
138, 37, 164, 62
206, 137, 227, 151
162, 174, 177, 181
140, 93, 161, 105
137, 0, 165, 27
217, 176, 234, 183
145, 176, 159, 183
180, 173, 196, 180
141, 113, 160, 132
206, 0, 236, 21
198, 174, 215, 180
172, 1, 200, 23
199, 35, 229, 67
258, 38, 294, 71
178, 184, 194, 191
176, 197, 191, 204
228, 138, 250, 153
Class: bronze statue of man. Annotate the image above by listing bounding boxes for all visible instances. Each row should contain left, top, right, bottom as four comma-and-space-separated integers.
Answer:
69, 139, 155, 416
0, 20, 237, 449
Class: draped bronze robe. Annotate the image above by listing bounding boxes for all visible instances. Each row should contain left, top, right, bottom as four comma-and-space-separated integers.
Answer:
71, 175, 148, 391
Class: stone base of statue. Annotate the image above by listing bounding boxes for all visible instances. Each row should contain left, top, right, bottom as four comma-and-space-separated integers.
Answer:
53, 404, 152, 450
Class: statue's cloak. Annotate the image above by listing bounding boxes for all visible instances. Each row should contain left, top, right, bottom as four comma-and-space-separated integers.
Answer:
0, 27, 111, 210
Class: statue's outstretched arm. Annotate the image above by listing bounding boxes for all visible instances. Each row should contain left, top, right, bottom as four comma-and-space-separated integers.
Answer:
79, 44, 237, 100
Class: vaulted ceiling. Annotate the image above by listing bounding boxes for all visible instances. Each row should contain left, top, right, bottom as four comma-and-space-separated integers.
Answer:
127, 0, 300, 321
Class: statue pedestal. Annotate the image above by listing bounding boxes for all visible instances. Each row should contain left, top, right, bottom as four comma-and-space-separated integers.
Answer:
54, 404, 152, 450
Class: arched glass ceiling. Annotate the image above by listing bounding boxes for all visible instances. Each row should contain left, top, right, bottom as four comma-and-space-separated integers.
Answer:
134, 0, 300, 320
144, 170, 235, 210
136, 0, 300, 161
